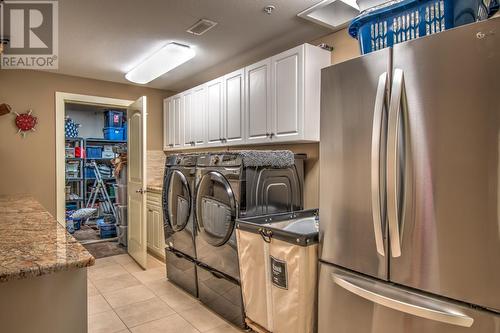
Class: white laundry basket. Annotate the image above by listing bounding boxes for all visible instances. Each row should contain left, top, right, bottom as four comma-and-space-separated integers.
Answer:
236, 210, 319, 333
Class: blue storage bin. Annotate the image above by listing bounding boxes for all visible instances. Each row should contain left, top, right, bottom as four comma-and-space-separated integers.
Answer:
72, 219, 81, 230
349, 0, 498, 54
97, 218, 117, 238
87, 146, 103, 159
85, 166, 96, 179
103, 127, 125, 141
104, 110, 124, 128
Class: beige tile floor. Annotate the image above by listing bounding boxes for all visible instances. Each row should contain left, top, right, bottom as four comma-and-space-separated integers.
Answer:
87, 254, 247, 333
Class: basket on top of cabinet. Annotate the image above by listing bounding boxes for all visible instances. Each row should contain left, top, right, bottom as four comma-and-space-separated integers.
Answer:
349, 0, 499, 54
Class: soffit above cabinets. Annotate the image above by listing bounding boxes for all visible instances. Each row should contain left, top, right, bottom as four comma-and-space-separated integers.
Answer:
298, 0, 360, 31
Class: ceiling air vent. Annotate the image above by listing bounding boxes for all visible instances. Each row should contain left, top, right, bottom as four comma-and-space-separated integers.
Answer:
187, 19, 218, 36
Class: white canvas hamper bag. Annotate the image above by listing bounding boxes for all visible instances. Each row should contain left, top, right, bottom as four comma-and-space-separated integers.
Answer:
236, 210, 319, 333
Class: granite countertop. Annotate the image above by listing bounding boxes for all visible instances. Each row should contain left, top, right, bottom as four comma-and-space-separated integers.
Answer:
0, 194, 95, 283
147, 183, 163, 194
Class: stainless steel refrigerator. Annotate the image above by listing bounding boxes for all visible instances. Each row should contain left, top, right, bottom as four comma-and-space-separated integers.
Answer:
319, 17, 500, 333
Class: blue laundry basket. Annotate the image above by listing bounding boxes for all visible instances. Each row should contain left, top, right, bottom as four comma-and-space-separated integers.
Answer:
349, 0, 498, 54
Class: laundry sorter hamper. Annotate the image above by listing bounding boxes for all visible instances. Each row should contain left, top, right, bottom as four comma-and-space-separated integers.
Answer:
236, 209, 319, 333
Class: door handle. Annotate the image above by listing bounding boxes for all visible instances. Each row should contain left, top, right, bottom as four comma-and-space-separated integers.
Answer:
332, 272, 474, 328
136, 188, 145, 194
387, 68, 406, 258
371, 72, 388, 256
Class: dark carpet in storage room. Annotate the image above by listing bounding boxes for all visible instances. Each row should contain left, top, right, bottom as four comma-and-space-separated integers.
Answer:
73, 224, 127, 259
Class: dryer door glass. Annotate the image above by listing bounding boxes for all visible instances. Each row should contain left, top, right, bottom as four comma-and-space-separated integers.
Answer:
195, 171, 237, 247
166, 170, 191, 232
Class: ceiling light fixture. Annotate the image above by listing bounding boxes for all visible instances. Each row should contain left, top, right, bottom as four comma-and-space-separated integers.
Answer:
125, 42, 195, 84
298, 0, 360, 30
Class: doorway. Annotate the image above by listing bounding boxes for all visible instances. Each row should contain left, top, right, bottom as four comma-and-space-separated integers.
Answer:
55, 93, 148, 268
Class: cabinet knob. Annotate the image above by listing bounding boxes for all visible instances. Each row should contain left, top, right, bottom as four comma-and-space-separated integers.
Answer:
270, 133, 275, 138
266, 132, 270, 137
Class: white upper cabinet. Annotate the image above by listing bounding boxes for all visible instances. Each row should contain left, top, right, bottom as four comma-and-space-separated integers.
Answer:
224, 69, 245, 145
271, 45, 303, 141
163, 98, 172, 150
191, 84, 207, 147
182, 89, 194, 148
206, 77, 224, 145
163, 43, 330, 151
245, 58, 272, 144
163, 97, 177, 150
172, 94, 183, 149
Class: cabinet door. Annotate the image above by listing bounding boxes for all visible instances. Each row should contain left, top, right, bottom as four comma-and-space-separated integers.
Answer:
182, 90, 193, 148
163, 98, 170, 150
172, 94, 183, 149
152, 208, 161, 254
164, 98, 175, 149
147, 205, 154, 249
224, 69, 245, 145
245, 58, 271, 143
206, 77, 224, 145
271, 45, 303, 141
192, 84, 207, 147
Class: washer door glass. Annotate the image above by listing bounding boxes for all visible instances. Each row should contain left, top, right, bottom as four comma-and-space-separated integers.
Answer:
166, 170, 191, 232
196, 171, 237, 247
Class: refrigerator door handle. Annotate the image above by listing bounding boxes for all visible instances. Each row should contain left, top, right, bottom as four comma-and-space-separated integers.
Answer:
387, 68, 405, 257
332, 272, 474, 328
371, 72, 388, 256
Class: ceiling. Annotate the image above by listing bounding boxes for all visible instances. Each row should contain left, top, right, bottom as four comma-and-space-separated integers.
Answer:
57, 0, 331, 92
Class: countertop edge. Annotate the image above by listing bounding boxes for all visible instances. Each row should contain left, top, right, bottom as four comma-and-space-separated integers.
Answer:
0, 256, 95, 283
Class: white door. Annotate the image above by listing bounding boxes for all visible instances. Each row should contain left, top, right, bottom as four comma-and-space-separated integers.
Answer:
172, 94, 183, 149
224, 69, 245, 145
192, 84, 206, 146
245, 58, 272, 143
271, 45, 303, 141
182, 90, 193, 148
206, 77, 224, 145
127, 96, 148, 269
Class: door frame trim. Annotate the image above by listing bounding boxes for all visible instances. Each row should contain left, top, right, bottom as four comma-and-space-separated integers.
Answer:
55, 92, 134, 225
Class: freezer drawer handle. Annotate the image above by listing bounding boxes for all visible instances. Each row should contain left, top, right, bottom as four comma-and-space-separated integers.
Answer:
387, 68, 407, 258
332, 273, 474, 328
371, 72, 388, 256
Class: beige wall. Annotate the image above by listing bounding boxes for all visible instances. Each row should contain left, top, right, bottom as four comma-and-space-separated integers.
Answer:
0, 70, 173, 215
311, 28, 361, 65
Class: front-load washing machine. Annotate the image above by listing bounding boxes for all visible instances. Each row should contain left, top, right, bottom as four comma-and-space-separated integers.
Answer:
162, 153, 198, 297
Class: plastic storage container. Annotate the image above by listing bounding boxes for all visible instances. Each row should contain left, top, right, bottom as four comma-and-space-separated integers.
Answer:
116, 204, 128, 226
117, 225, 128, 246
349, 0, 497, 54
86, 146, 103, 159
85, 166, 96, 179
103, 127, 125, 141
104, 110, 124, 128
114, 184, 127, 205
236, 210, 319, 333
97, 218, 117, 238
